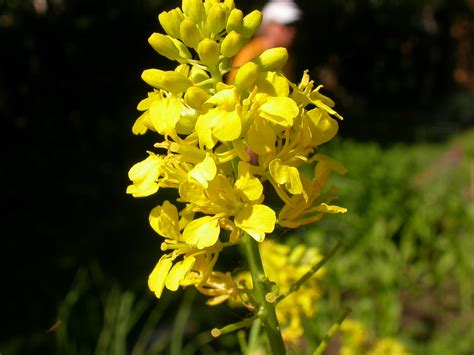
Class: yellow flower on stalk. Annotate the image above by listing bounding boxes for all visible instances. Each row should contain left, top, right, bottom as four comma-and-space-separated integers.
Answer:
127, 0, 347, 307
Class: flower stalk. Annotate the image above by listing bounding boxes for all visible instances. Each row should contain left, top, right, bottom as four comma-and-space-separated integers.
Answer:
242, 233, 286, 354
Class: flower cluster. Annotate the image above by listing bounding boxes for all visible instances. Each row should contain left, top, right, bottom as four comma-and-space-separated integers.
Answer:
127, 0, 346, 302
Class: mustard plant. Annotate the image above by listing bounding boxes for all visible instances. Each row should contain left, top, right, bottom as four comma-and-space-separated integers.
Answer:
127, 0, 347, 353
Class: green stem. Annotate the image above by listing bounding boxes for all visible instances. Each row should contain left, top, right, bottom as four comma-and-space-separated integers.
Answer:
313, 307, 352, 355
242, 233, 286, 355
247, 318, 262, 355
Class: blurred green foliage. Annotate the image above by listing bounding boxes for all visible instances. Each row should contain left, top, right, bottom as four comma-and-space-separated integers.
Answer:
303, 129, 474, 354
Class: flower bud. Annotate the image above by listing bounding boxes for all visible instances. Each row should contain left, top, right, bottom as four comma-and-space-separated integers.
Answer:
226, 8, 243, 33
253, 47, 288, 72
241, 10, 262, 39
158, 8, 183, 39
182, 0, 205, 24
220, 30, 243, 58
197, 38, 220, 68
206, 5, 226, 35
148, 33, 180, 61
224, 0, 235, 11
180, 19, 201, 49
184, 86, 211, 110
142, 69, 192, 93
170, 37, 192, 60
233, 62, 259, 90
175, 63, 190, 77
189, 66, 210, 84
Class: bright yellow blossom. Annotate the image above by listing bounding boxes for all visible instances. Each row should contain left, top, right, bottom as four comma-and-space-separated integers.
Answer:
127, 0, 346, 316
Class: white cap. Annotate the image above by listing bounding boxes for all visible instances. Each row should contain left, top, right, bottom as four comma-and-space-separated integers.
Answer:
262, 0, 302, 25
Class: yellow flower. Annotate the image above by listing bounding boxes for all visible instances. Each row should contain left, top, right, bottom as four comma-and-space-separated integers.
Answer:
368, 338, 409, 355
128, 0, 347, 308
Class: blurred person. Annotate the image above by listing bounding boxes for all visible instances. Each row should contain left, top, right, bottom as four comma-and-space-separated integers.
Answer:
226, 0, 302, 83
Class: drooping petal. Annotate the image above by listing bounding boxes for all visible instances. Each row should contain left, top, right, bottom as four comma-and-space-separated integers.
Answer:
148, 256, 173, 298
165, 256, 196, 291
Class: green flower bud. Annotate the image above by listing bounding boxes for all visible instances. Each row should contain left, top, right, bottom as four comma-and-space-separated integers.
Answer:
142, 69, 192, 93
148, 33, 180, 61
233, 61, 259, 90
182, 0, 205, 24
220, 30, 243, 58
226, 8, 243, 33
253, 47, 288, 72
158, 8, 184, 39
184, 86, 211, 110
206, 5, 226, 35
189, 66, 210, 84
242, 10, 262, 39
197, 38, 220, 68
180, 18, 202, 49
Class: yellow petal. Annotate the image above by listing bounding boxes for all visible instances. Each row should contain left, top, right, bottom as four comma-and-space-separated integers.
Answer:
149, 201, 180, 239
127, 153, 161, 197
259, 97, 298, 127
132, 112, 149, 135
314, 203, 347, 214
148, 256, 173, 298
306, 108, 339, 146
149, 96, 181, 135
212, 110, 241, 142
188, 154, 217, 188
183, 216, 220, 249
165, 256, 196, 291
247, 118, 276, 154
235, 204, 275, 242
235, 161, 263, 201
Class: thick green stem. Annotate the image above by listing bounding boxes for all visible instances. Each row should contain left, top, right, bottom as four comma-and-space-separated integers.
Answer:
242, 233, 286, 355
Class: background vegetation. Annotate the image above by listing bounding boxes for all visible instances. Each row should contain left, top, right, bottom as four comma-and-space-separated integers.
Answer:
1, 0, 473, 354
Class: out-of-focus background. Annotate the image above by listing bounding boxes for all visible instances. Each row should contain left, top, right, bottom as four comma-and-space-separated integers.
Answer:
1, 0, 473, 354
